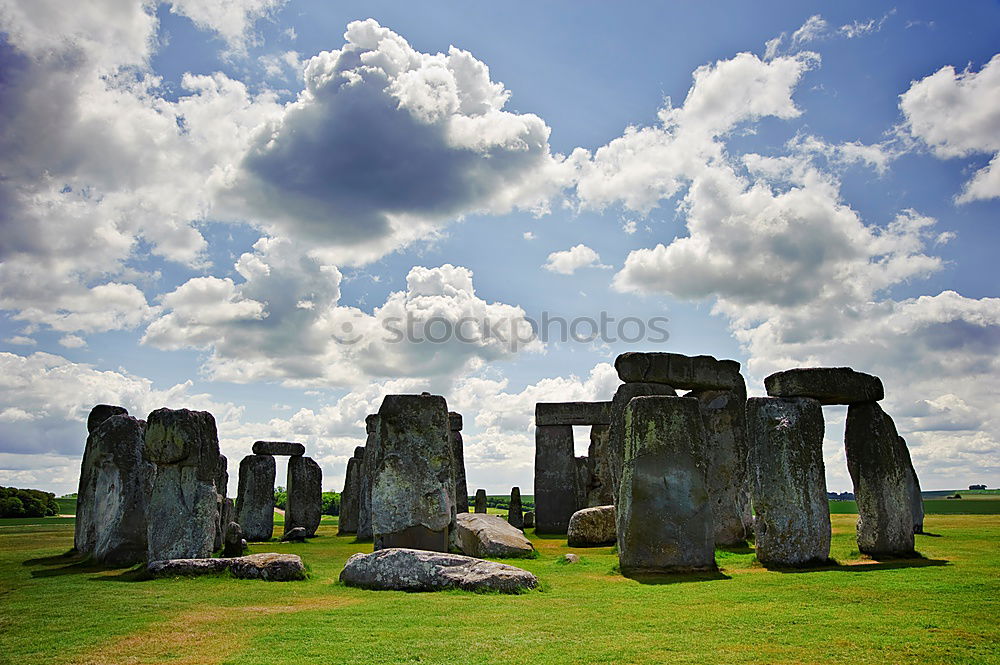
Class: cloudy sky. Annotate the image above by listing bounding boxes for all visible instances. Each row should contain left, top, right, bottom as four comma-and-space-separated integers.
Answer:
1, 1, 998, 497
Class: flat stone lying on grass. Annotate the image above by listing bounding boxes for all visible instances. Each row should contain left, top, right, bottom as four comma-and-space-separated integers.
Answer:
563, 553, 580, 564
148, 553, 306, 581
281, 526, 308, 542
452, 513, 534, 558
614, 352, 743, 391
252, 440, 306, 456
764, 367, 884, 405
567, 505, 616, 547
339, 548, 538, 593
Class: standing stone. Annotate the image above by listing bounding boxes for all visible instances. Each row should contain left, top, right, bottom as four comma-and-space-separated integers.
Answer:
474, 489, 488, 513
145, 408, 221, 562
213, 454, 229, 551
236, 454, 276, 542
617, 396, 715, 575
220, 497, 235, 539
449, 412, 469, 514
523, 511, 535, 529
845, 402, 915, 557
75, 414, 155, 565
75, 404, 130, 554
223, 522, 245, 557
371, 394, 455, 552
357, 414, 379, 540
586, 424, 614, 507
286, 456, 322, 537
574, 456, 591, 511
689, 384, 752, 546
508, 487, 524, 529
86, 404, 130, 435
534, 425, 577, 533
608, 382, 676, 501
746, 397, 831, 567
898, 436, 924, 534
339, 447, 364, 535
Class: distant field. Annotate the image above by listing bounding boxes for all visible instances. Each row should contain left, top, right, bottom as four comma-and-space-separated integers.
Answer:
55, 497, 77, 515
829, 499, 1000, 515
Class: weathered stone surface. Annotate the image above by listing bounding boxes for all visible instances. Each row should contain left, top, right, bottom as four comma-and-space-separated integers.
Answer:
357, 414, 379, 540
534, 424, 577, 533
535, 401, 612, 426
608, 382, 677, 501
689, 385, 753, 546
845, 403, 915, 557
213, 454, 229, 551
586, 424, 614, 507
148, 553, 306, 581
338, 449, 364, 534
617, 396, 715, 574
252, 440, 306, 456
747, 397, 831, 567
567, 505, 617, 547
764, 367, 884, 405
898, 437, 924, 534
615, 352, 742, 390
449, 412, 469, 514
74, 413, 155, 565
145, 408, 221, 562
281, 526, 308, 542
453, 513, 534, 558
563, 553, 579, 564
87, 404, 129, 434
574, 456, 590, 512
285, 455, 322, 537
508, 486, 524, 529
372, 394, 455, 552
223, 521, 245, 557
236, 454, 276, 542
339, 548, 537, 593
523, 511, 535, 529
474, 488, 487, 513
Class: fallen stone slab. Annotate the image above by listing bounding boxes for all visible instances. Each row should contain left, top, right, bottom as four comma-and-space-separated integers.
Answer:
148, 553, 306, 581
535, 401, 612, 426
567, 505, 616, 547
281, 526, 308, 542
252, 441, 306, 456
764, 367, 884, 405
453, 513, 534, 558
614, 352, 742, 390
339, 548, 538, 593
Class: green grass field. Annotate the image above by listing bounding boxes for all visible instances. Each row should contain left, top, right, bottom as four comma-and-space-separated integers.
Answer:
1, 510, 998, 665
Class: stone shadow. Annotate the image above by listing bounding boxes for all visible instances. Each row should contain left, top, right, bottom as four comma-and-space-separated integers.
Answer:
765, 554, 948, 574
621, 569, 732, 585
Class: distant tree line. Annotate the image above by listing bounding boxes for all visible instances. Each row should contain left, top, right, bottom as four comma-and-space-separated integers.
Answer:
0, 486, 60, 518
476, 495, 535, 511
274, 487, 341, 516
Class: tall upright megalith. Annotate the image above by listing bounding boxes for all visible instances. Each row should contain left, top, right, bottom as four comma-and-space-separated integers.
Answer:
474, 488, 488, 514
616, 396, 715, 574
339, 446, 364, 535
214, 453, 229, 551
285, 455, 322, 537
357, 414, 379, 540
898, 436, 924, 534
76, 412, 155, 565
746, 397, 831, 567
534, 424, 576, 533
586, 424, 613, 507
75, 404, 130, 555
145, 408, 221, 561
371, 394, 455, 552
236, 453, 276, 542
508, 486, 524, 529
845, 402, 915, 557
449, 412, 469, 514
607, 382, 676, 500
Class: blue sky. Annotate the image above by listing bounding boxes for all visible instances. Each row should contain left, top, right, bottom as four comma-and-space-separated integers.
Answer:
1, 0, 998, 496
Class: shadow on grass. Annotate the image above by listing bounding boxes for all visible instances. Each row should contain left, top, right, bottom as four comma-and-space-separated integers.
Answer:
917, 531, 943, 538
23, 549, 147, 579
765, 553, 949, 574
623, 569, 732, 585
716, 543, 754, 555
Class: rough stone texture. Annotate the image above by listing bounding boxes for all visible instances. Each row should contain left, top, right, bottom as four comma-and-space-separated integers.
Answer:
508, 487, 524, 529
567, 505, 617, 547
474, 489, 487, 513
746, 397, 831, 567
689, 385, 753, 546
608, 382, 677, 501
213, 454, 229, 552
574, 456, 590, 512
223, 521, 245, 557
358, 414, 380, 540
586, 425, 614, 507
220, 498, 235, 541
285, 455, 322, 537
564, 553, 580, 564
87, 404, 129, 434
453, 513, 535, 558
449, 412, 469, 514
148, 553, 306, 581
236, 454, 276, 542
372, 394, 455, 552
145, 408, 221, 562
535, 401, 612, 426
281, 526, 308, 542
617, 396, 715, 574
845, 402, 915, 557
338, 448, 364, 534
523, 511, 535, 529
74, 413, 155, 565
898, 436, 924, 534
764, 367, 884, 405
615, 352, 742, 391
339, 548, 538, 593
252, 440, 306, 456
534, 424, 577, 533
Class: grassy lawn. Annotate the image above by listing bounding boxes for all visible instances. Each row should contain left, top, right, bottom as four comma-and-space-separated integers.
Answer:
0, 512, 997, 665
